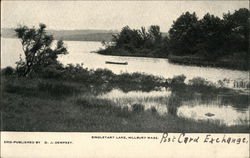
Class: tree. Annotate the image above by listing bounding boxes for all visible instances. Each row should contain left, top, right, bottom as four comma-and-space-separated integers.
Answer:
169, 12, 199, 55
15, 23, 68, 77
197, 13, 225, 59
148, 25, 162, 44
112, 26, 143, 51
223, 8, 250, 53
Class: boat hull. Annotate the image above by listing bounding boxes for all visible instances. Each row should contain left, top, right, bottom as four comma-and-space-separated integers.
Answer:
105, 61, 128, 65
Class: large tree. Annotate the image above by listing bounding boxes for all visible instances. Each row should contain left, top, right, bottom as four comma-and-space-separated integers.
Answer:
168, 12, 199, 55
148, 25, 162, 44
112, 26, 143, 51
197, 13, 225, 59
223, 8, 250, 53
15, 23, 68, 77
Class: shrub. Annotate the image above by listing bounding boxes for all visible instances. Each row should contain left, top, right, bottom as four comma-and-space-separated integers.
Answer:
188, 77, 216, 92
171, 74, 186, 85
92, 68, 115, 83
2, 67, 15, 76
38, 82, 78, 97
60, 64, 90, 82
167, 74, 187, 91
188, 77, 211, 87
38, 64, 63, 79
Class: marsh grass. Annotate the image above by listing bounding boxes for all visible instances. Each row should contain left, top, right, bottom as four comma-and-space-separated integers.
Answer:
2, 88, 249, 132
1, 69, 249, 132
166, 95, 182, 116
38, 81, 80, 97
131, 104, 145, 112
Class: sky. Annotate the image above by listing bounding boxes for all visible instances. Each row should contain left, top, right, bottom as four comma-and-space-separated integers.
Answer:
1, 1, 248, 32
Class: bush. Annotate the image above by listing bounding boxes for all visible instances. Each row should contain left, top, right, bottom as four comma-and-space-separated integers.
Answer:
188, 77, 217, 93
171, 74, 186, 85
188, 77, 212, 87
38, 82, 78, 97
92, 68, 115, 83
2, 67, 15, 76
38, 64, 63, 79
167, 74, 187, 91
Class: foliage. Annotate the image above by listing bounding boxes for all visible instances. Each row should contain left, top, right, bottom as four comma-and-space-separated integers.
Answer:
38, 82, 79, 97
1, 66, 15, 76
169, 12, 199, 55
98, 8, 249, 70
15, 23, 68, 77
188, 77, 213, 87
167, 74, 186, 86
99, 25, 169, 57
168, 8, 249, 63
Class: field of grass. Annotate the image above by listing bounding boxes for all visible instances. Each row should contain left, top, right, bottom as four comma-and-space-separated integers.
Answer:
1, 73, 249, 132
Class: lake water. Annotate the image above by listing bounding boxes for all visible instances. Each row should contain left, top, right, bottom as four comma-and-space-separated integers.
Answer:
1, 38, 249, 84
2, 38, 249, 126
98, 88, 249, 126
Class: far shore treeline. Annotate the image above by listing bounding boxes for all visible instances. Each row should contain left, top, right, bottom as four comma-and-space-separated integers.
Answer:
98, 8, 249, 70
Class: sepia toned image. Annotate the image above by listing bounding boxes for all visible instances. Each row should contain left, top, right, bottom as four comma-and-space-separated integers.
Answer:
1, 0, 249, 134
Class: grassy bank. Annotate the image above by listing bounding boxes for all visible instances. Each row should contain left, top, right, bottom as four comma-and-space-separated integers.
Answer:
1, 67, 249, 132
168, 55, 249, 71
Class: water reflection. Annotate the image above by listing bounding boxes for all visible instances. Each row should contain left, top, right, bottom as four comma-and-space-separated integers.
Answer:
178, 105, 249, 126
98, 88, 171, 115
98, 88, 249, 126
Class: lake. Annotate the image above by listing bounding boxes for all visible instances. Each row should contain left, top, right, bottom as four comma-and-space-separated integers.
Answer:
1, 38, 249, 84
1, 38, 249, 126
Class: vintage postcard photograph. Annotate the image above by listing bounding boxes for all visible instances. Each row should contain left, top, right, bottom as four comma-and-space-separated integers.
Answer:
0, 0, 249, 157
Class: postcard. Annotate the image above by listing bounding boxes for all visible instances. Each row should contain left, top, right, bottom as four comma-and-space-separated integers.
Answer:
1, 0, 249, 157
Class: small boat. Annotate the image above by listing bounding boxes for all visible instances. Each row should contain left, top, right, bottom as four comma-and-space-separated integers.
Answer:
205, 112, 215, 117
105, 61, 128, 65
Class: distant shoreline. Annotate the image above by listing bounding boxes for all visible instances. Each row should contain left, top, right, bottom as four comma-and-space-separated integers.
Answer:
1, 28, 117, 42
0, 36, 107, 42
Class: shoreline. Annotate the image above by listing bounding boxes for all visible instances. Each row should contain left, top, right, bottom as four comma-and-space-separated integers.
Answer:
97, 51, 249, 71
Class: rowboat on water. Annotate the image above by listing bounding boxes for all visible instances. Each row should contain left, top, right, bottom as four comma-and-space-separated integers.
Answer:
105, 61, 128, 65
